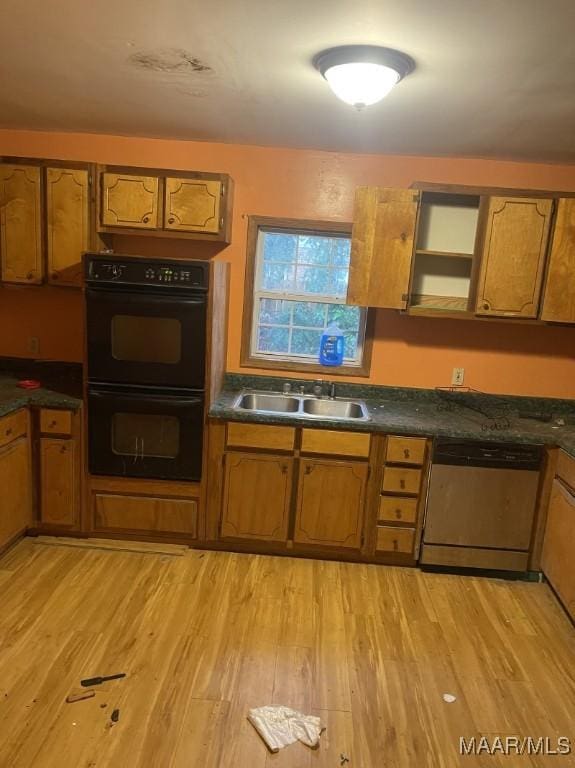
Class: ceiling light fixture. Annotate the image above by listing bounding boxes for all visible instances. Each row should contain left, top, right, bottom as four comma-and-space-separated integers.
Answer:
314, 45, 414, 110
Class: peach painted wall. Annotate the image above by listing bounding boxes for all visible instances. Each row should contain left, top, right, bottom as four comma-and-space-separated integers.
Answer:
1, 128, 574, 397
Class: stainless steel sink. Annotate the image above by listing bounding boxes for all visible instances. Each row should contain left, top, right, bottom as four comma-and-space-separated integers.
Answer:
235, 392, 300, 413
232, 390, 370, 422
302, 398, 367, 419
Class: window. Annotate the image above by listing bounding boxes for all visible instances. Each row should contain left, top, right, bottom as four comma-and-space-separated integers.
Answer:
242, 217, 372, 375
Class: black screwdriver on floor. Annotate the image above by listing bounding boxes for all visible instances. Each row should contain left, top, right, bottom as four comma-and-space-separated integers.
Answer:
80, 673, 126, 687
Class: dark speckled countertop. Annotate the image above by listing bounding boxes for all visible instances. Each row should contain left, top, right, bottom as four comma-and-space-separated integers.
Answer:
210, 374, 575, 459
0, 358, 82, 417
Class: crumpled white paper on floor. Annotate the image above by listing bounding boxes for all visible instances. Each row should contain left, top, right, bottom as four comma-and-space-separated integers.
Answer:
247, 706, 323, 752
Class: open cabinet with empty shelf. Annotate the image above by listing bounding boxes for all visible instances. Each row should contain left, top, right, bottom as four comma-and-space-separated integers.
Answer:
408, 192, 480, 314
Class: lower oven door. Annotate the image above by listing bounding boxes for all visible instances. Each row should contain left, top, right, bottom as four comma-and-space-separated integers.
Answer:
88, 386, 204, 481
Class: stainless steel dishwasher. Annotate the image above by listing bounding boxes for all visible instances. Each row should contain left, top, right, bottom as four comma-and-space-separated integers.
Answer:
420, 437, 543, 571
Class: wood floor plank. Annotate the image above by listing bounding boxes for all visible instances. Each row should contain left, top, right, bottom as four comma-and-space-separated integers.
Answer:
0, 540, 574, 767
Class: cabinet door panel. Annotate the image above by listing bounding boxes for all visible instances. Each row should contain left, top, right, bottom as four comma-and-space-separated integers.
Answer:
164, 178, 222, 233
101, 173, 159, 229
0, 164, 42, 284
0, 436, 31, 546
294, 458, 367, 548
348, 187, 418, 309
475, 197, 552, 317
46, 167, 89, 287
40, 438, 77, 527
221, 453, 292, 541
541, 479, 575, 621
94, 493, 197, 535
540, 198, 575, 323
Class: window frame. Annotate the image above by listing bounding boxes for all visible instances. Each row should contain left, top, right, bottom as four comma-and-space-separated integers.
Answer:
240, 215, 374, 377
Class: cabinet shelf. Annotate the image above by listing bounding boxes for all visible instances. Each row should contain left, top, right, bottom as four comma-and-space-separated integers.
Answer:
415, 249, 474, 260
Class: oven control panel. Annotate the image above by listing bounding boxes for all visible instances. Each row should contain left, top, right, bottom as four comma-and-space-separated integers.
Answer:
86, 255, 209, 289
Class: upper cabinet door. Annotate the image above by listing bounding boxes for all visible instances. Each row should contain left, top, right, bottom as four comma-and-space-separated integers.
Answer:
475, 197, 553, 318
46, 167, 90, 287
0, 164, 43, 284
347, 187, 419, 309
164, 178, 222, 233
101, 173, 159, 229
540, 198, 575, 324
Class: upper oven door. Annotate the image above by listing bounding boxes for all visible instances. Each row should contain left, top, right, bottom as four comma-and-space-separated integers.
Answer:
86, 288, 206, 389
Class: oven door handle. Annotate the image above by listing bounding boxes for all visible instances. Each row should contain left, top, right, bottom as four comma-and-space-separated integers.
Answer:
89, 390, 204, 406
86, 288, 206, 307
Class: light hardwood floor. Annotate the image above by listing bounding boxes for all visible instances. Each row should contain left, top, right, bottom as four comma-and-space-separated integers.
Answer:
1, 538, 574, 767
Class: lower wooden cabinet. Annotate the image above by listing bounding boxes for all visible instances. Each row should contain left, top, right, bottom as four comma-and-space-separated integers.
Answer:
294, 458, 367, 548
221, 453, 293, 541
0, 431, 32, 549
542, 469, 575, 621
40, 437, 78, 527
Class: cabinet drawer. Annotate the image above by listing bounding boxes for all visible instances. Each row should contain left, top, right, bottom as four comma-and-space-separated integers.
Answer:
557, 450, 575, 493
0, 409, 28, 449
376, 526, 415, 554
378, 495, 418, 525
94, 493, 198, 536
40, 409, 73, 436
301, 429, 370, 458
226, 422, 295, 451
385, 436, 426, 465
381, 467, 422, 495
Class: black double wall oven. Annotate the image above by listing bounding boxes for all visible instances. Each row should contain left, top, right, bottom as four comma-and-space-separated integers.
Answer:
86, 253, 209, 481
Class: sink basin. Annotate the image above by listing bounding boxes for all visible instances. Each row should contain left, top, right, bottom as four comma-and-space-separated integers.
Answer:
232, 390, 370, 422
235, 392, 300, 413
302, 398, 367, 420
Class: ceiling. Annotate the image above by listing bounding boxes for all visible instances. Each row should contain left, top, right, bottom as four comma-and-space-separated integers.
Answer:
1, 0, 575, 162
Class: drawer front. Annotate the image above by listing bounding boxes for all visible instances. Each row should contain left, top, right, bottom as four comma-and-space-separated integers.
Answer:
226, 422, 295, 452
378, 495, 418, 525
94, 493, 198, 536
557, 450, 575, 493
40, 408, 73, 436
301, 429, 370, 458
0, 409, 28, 449
381, 466, 422, 495
385, 436, 426, 465
376, 525, 415, 554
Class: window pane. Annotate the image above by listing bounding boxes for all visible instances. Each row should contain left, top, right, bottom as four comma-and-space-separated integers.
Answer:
295, 265, 331, 294
259, 298, 291, 325
292, 301, 326, 328
262, 263, 295, 291
262, 232, 297, 262
257, 326, 289, 353
327, 304, 360, 331
291, 328, 323, 357
344, 332, 359, 359
330, 268, 350, 297
332, 238, 351, 266
297, 235, 331, 266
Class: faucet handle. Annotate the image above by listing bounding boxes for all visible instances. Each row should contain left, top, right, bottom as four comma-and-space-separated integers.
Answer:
328, 382, 336, 399
312, 379, 324, 397
282, 381, 292, 394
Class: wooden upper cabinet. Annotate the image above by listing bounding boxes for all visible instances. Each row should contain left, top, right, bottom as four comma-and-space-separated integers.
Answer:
101, 173, 159, 229
348, 187, 419, 309
475, 196, 553, 318
0, 164, 43, 284
294, 458, 367, 549
220, 452, 293, 541
540, 198, 575, 324
164, 178, 222, 233
46, 167, 90, 287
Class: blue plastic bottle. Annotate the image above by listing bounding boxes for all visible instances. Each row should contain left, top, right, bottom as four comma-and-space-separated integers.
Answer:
319, 324, 344, 367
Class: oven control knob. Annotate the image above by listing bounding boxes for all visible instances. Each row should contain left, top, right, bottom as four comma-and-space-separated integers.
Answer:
110, 264, 124, 279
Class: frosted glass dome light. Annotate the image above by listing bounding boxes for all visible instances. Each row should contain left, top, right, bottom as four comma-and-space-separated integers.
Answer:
314, 46, 414, 110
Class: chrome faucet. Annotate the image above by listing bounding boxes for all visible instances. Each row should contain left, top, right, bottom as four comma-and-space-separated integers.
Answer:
328, 382, 336, 400
312, 379, 324, 398
282, 381, 292, 394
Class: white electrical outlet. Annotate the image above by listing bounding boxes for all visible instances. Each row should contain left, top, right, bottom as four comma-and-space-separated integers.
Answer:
28, 336, 40, 356
452, 367, 465, 386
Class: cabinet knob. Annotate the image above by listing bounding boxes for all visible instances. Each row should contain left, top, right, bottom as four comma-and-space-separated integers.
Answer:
26, 272, 34, 280
400, 479, 405, 489
50, 420, 57, 427
393, 539, 399, 551
143, 216, 150, 223
404, 448, 410, 458
60, 445, 67, 453
395, 509, 402, 519
281, 464, 289, 474
400, 232, 407, 242
304, 465, 314, 475
5, 427, 12, 436
482, 302, 489, 310
168, 217, 175, 224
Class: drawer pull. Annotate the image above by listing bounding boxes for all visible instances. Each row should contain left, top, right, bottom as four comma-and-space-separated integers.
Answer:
5, 427, 12, 436
400, 479, 405, 489
403, 448, 410, 458
392, 538, 399, 551
60, 445, 67, 454
395, 508, 402, 519
143, 216, 150, 223
282, 464, 289, 474
304, 465, 314, 475
50, 420, 57, 427
168, 217, 175, 224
